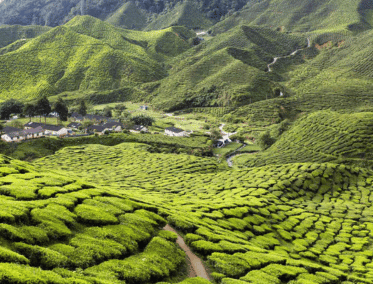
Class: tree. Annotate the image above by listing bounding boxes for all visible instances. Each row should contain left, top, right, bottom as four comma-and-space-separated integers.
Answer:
54, 97, 69, 122
258, 131, 275, 150
209, 128, 222, 142
130, 115, 155, 126
78, 100, 87, 116
35, 96, 51, 123
0, 123, 3, 134
102, 107, 112, 118
23, 104, 36, 122
0, 99, 24, 120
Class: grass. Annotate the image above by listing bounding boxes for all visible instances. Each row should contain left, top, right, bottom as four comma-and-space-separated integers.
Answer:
213, 142, 242, 156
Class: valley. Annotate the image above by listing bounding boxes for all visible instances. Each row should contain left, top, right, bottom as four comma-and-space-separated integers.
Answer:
0, 0, 373, 283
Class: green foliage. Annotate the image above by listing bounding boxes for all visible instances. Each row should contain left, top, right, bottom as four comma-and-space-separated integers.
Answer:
131, 114, 155, 126
54, 97, 69, 121
258, 131, 276, 150
35, 96, 51, 122
0, 99, 24, 120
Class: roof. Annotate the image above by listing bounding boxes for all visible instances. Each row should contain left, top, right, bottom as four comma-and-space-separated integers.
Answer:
85, 114, 107, 121
103, 122, 123, 128
132, 125, 144, 131
5, 126, 44, 138
67, 122, 82, 128
165, 127, 184, 133
87, 125, 106, 132
24, 126, 44, 134
24, 122, 44, 128
2, 126, 22, 134
42, 124, 64, 131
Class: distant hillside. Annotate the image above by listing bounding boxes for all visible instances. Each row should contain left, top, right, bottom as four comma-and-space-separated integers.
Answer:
150, 25, 306, 110
212, 0, 373, 34
144, 1, 213, 31
0, 25, 50, 48
0, 0, 246, 29
284, 29, 373, 97
0, 16, 195, 102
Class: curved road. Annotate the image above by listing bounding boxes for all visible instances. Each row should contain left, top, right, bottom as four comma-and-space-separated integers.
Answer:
267, 38, 311, 72
163, 224, 211, 281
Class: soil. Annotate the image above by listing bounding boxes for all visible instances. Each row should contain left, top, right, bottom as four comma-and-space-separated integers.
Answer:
163, 224, 211, 281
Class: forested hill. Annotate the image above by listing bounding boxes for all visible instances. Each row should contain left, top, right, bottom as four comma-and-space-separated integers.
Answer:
0, 0, 372, 33
0, 0, 246, 29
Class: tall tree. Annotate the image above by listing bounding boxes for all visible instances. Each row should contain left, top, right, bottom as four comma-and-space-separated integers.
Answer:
78, 100, 87, 117
23, 104, 36, 122
103, 107, 113, 118
35, 96, 51, 123
54, 97, 69, 122
0, 99, 24, 120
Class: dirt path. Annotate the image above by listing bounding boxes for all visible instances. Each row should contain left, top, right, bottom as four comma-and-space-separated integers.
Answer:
163, 224, 211, 281
267, 37, 311, 72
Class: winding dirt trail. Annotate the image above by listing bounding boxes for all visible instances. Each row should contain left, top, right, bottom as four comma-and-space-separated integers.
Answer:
163, 224, 211, 281
267, 38, 311, 72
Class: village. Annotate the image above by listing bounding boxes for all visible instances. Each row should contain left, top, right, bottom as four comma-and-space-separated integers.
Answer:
0, 112, 190, 143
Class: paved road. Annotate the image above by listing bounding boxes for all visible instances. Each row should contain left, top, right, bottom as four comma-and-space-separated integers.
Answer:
163, 224, 211, 281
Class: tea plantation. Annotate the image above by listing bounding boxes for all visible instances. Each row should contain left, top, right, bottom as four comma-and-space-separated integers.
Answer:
23, 139, 373, 284
233, 111, 373, 168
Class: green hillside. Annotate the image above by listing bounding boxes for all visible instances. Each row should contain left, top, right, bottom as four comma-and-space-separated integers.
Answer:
145, 0, 213, 31
212, 0, 371, 34
233, 111, 373, 168
150, 25, 307, 111
0, 16, 195, 102
30, 142, 373, 283
284, 29, 373, 97
0, 152, 188, 283
105, 1, 148, 30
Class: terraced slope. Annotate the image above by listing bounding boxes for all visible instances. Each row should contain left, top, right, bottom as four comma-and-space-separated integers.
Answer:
284, 29, 373, 97
0, 154, 186, 283
144, 0, 213, 31
212, 0, 371, 34
105, 1, 148, 30
151, 25, 307, 110
230, 93, 373, 126
233, 111, 373, 168
0, 15, 194, 102
32, 142, 373, 283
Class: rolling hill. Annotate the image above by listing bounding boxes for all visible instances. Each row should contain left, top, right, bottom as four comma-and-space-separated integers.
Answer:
233, 111, 373, 168
212, 0, 373, 34
0, 15, 195, 102
150, 25, 307, 111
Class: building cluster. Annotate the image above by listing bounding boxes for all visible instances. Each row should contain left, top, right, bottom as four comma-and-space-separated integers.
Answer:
1, 112, 190, 143
1, 123, 71, 142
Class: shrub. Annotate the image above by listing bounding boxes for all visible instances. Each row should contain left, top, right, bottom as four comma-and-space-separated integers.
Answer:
14, 242, 70, 269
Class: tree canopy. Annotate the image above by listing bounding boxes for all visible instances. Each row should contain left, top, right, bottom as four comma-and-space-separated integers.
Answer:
35, 96, 51, 123
0, 99, 24, 120
130, 114, 155, 126
54, 97, 69, 121
78, 100, 87, 116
